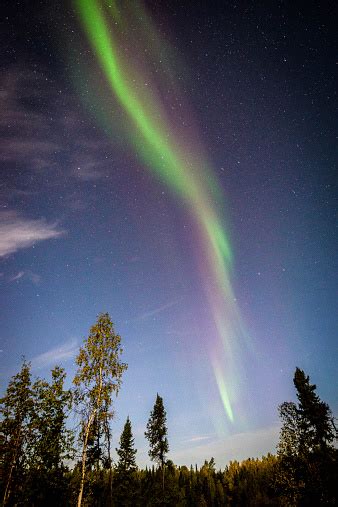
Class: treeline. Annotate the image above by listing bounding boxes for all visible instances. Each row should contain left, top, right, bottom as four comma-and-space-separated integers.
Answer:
1, 313, 337, 506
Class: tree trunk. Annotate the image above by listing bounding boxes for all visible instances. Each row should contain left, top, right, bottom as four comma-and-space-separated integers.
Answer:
3, 457, 15, 506
3, 428, 21, 506
162, 463, 165, 499
77, 412, 95, 507
105, 416, 113, 507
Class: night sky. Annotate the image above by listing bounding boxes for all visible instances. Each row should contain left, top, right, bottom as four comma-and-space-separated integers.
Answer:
1, 0, 337, 467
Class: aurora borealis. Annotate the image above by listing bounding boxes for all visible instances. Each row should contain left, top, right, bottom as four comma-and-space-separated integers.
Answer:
1, 0, 337, 466
75, 0, 245, 424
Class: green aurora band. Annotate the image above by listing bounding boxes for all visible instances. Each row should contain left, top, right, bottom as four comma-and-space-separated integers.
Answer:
75, 0, 248, 425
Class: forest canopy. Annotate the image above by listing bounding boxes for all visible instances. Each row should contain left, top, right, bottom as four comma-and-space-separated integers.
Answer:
1, 313, 337, 506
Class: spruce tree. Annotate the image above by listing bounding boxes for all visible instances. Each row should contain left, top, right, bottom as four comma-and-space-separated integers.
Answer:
116, 416, 137, 474
115, 417, 138, 505
145, 394, 169, 469
145, 394, 169, 495
293, 367, 336, 450
277, 367, 337, 504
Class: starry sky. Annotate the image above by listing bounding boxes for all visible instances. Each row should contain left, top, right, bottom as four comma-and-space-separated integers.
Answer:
1, 0, 337, 467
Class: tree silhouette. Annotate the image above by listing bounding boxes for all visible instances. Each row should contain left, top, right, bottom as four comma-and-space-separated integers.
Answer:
145, 393, 169, 495
116, 416, 137, 474
145, 394, 169, 469
294, 367, 336, 451
277, 367, 337, 504
115, 416, 137, 505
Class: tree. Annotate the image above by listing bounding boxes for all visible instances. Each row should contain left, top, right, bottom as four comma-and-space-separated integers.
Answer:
294, 367, 336, 451
277, 367, 337, 505
116, 416, 137, 474
145, 394, 169, 469
115, 416, 138, 505
145, 394, 169, 494
27, 366, 74, 504
0, 360, 33, 506
73, 313, 127, 507
32, 366, 73, 467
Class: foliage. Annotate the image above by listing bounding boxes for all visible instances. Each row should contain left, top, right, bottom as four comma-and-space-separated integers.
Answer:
293, 367, 336, 451
145, 393, 169, 469
277, 367, 337, 505
0, 360, 33, 505
114, 416, 138, 505
2, 335, 337, 505
116, 416, 137, 474
0, 362, 74, 506
26, 366, 74, 505
31, 366, 74, 468
73, 312, 127, 506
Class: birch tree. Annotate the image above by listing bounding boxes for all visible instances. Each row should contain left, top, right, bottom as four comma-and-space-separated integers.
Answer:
73, 313, 127, 507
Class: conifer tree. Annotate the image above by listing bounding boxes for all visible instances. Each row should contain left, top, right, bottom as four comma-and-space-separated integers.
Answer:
115, 416, 138, 505
293, 367, 336, 450
145, 393, 169, 495
145, 394, 169, 469
73, 313, 127, 507
277, 367, 337, 504
278, 368, 336, 458
116, 416, 137, 474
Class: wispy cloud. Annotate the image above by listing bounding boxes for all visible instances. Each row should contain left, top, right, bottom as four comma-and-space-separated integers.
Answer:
185, 435, 212, 444
1, 139, 59, 164
0, 211, 64, 257
124, 426, 281, 469
9, 269, 41, 284
170, 425, 280, 468
0, 66, 113, 183
71, 149, 110, 181
31, 338, 78, 370
0, 69, 60, 171
9, 271, 25, 281
138, 299, 180, 320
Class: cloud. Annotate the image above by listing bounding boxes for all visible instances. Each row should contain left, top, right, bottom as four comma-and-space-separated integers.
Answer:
0, 211, 64, 257
126, 425, 281, 469
0, 139, 59, 164
138, 299, 180, 320
170, 425, 280, 468
185, 435, 212, 444
71, 149, 109, 181
9, 271, 25, 281
0, 69, 60, 170
9, 269, 41, 284
31, 338, 78, 370
0, 66, 113, 182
